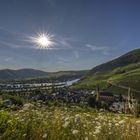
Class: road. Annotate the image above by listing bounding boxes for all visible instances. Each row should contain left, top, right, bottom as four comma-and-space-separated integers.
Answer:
107, 80, 140, 93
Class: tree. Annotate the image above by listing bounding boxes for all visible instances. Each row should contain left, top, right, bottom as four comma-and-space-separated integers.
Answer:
133, 100, 140, 118
87, 96, 96, 108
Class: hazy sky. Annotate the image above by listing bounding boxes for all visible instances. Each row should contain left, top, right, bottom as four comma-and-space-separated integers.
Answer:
0, 0, 140, 72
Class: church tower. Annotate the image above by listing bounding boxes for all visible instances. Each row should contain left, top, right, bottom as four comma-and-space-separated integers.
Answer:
96, 85, 100, 101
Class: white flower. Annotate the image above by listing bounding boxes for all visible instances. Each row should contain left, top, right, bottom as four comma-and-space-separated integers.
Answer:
94, 129, 100, 134
132, 126, 135, 130
95, 126, 101, 130
62, 121, 70, 128
23, 103, 33, 110
23, 134, 27, 137
75, 114, 81, 124
94, 126, 101, 135
42, 133, 47, 138
115, 123, 119, 126
136, 120, 140, 124
108, 122, 112, 126
72, 130, 79, 135
119, 120, 125, 125
95, 118, 98, 121
65, 117, 70, 122
83, 124, 86, 127
7, 120, 12, 124
96, 122, 101, 126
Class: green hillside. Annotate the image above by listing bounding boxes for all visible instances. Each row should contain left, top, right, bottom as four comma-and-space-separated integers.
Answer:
16, 70, 89, 83
73, 49, 140, 98
47, 70, 88, 80
0, 69, 48, 80
89, 48, 140, 74
0, 69, 88, 82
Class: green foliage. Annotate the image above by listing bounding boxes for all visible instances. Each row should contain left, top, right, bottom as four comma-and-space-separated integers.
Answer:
133, 100, 140, 118
0, 105, 140, 140
2, 94, 24, 106
112, 68, 126, 74
74, 62, 140, 98
73, 49, 140, 99
87, 96, 96, 107
0, 102, 7, 109
89, 48, 140, 74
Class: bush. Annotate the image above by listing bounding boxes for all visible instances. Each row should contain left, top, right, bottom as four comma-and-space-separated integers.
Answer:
133, 100, 140, 118
113, 68, 126, 74
2, 94, 24, 106
87, 96, 96, 107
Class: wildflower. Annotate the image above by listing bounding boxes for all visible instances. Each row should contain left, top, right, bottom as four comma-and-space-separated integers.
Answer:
86, 114, 90, 117
83, 124, 86, 128
42, 133, 47, 138
75, 114, 81, 124
115, 123, 119, 126
119, 120, 125, 125
136, 120, 140, 124
108, 122, 112, 126
94, 129, 100, 135
23, 103, 33, 110
7, 120, 12, 124
65, 117, 70, 122
23, 134, 27, 137
132, 126, 135, 130
95, 125, 101, 130
95, 118, 98, 121
72, 130, 79, 135
96, 122, 101, 126
94, 126, 101, 135
62, 121, 70, 128
19, 110, 24, 113
75, 114, 80, 118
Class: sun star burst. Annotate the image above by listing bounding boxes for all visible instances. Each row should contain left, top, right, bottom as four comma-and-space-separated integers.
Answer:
30, 32, 54, 49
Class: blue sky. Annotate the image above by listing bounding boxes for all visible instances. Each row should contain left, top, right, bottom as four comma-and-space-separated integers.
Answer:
0, 0, 140, 72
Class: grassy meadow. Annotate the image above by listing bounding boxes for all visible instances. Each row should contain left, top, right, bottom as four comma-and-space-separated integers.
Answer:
0, 103, 140, 140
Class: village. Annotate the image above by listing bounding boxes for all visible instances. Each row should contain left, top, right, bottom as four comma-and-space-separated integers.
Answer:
0, 81, 138, 114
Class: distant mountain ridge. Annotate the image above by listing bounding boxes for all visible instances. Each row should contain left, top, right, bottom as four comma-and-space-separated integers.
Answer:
0, 69, 48, 79
0, 69, 88, 80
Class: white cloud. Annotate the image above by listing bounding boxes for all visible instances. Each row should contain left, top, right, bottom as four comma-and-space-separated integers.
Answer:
86, 44, 110, 55
55, 37, 73, 50
0, 40, 22, 49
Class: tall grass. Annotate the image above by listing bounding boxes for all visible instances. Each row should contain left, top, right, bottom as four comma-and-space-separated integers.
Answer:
0, 103, 140, 140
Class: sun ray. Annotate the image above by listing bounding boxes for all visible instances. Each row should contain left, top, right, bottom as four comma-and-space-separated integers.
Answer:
29, 32, 54, 49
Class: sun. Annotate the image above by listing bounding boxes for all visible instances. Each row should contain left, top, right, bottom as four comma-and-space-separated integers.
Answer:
29, 32, 54, 49
37, 34, 51, 47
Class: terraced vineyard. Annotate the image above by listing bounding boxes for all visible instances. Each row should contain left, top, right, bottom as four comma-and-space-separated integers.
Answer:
73, 49, 140, 98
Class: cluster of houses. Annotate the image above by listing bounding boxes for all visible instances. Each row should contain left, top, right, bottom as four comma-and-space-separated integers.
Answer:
28, 88, 94, 104
0, 82, 138, 114
94, 86, 138, 113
